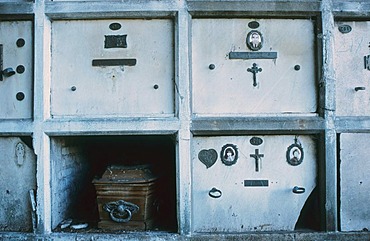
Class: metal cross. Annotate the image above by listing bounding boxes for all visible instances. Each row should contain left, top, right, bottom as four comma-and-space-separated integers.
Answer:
247, 63, 262, 87
250, 149, 264, 172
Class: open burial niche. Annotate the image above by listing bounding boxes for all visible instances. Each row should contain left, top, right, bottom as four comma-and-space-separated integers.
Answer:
50, 135, 177, 232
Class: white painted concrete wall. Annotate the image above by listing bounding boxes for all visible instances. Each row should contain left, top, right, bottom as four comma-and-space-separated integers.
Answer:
0, 21, 33, 119
51, 19, 174, 117
1, 1, 370, 239
0, 137, 36, 232
192, 19, 316, 115
334, 21, 370, 116
340, 133, 370, 231
192, 135, 317, 232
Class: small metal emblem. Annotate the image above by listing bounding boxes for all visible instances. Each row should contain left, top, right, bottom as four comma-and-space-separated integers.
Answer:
250, 137, 263, 146
250, 149, 264, 172
220, 144, 238, 166
198, 149, 218, 169
248, 21, 260, 29
104, 35, 127, 48
338, 24, 352, 34
286, 137, 304, 166
247, 63, 262, 87
109, 22, 122, 31
246, 30, 263, 51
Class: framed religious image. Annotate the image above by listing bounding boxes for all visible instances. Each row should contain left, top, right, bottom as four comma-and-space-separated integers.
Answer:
286, 143, 304, 166
220, 144, 238, 166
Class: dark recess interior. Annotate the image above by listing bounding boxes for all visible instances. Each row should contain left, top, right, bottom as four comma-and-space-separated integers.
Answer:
54, 135, 178, 233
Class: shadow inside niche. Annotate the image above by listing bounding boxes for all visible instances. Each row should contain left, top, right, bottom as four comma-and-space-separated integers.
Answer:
295, 186, 321, 231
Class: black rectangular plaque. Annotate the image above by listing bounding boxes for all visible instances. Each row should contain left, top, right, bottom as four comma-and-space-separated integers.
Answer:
92, 59, 137, 67
229, 52, 278, 60
104, 35, 127, 48
244, 180, 269, 187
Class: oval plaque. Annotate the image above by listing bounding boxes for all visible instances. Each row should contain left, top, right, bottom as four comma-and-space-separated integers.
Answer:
250, 137, 263, 146
220, 144, 238, 166
286, 143, 304, 166
246, 30, 263, 51
338, 24, 352, 34
109, 22, 122, 31
248, 21, 260, 29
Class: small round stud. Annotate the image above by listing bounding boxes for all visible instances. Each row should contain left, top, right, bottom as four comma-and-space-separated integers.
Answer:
16, 92, 25, 101
16, 38, 25, 47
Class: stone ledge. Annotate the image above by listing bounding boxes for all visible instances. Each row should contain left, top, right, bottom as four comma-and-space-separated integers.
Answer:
0, 231, 370, 241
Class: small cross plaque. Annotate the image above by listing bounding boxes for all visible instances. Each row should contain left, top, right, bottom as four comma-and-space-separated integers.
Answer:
250, 149, 264, 172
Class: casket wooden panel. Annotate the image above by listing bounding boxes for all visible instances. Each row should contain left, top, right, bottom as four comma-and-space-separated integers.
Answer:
93, 165, 158, 231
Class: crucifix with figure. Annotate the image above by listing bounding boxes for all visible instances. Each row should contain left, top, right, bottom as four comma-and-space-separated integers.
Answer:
247, 63, 262, 87
250, 149, 264, 172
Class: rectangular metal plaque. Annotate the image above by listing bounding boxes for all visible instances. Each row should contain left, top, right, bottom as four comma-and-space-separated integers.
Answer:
104, 35, 127, 48
229, 51, 278, 60
92, 59, 137, 67
244, 180, 269, 187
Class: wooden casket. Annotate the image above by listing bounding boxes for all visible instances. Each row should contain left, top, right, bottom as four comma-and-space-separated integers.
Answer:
93, 165, 158, 230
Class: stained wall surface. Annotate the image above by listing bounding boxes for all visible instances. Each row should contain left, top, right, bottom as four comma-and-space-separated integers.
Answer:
0, 0, 370, 240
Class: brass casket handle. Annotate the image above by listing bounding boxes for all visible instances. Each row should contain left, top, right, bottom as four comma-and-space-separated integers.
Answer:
103, 200, 139, 223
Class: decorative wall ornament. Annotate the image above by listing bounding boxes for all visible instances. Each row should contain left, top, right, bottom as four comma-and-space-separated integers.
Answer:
220, 144, 238, 166
109, 22, 122, 31
15, 142, 25, 166
286, 137, 304, 166
246, 30, 263, 51
198, 149, 218, 168
247, 63, 262, 87
250, 136, 263, 146
248, 21, 260, 29
338, 24, 352, 34
250, 149, 264, 172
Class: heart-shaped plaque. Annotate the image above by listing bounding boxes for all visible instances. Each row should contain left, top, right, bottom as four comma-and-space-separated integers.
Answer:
198, 149, 218, 169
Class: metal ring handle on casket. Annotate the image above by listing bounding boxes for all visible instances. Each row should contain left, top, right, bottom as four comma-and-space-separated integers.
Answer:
103, 200, 139, 223
292, 186, 306, 194
110, 208, 132, 223
208, 187, 222, 198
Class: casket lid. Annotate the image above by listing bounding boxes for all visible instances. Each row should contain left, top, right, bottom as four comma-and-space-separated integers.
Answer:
94, 164, 157, 184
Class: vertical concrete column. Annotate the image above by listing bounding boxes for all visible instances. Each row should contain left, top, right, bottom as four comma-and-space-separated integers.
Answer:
320, 0, 338, 232
33, 0, 52, 234
176, 3, 192, 235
